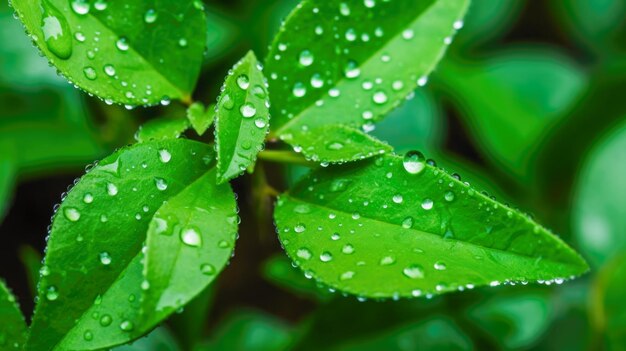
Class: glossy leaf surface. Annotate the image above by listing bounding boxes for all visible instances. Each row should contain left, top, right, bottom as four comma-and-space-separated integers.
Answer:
215, 51, 270, 183
27, 140, 215, 350
274, 155, 588, 298
0, 280, 27, 350
135, 118, 189, 143
265, 0, 469, 139
11, 0, 206, 105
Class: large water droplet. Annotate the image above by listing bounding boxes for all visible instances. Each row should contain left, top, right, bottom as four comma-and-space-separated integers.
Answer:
64, 207, 81, 222
294, 223, 306, 233
297, 248, 312, 260
181, 227, 201, 247
155, 178, 168, 191
421, 199, 433, 210
237, 74, 250, 89
299, 50, 314, 66
144, 9, 158, 23
107, 183, 118, 196
372, 91, 388, 104
403, 150, 426, 174
158, 149, 172, 163
116, 37, 130, 51
342, 244, 354, 254
41, 0, 73, 59
100, 314, 112, 326
403, 265, 424, 279
240, 103, 256, 118
83, 66, 97, 80
70, 0, 90, 15
320, 252, 333, 262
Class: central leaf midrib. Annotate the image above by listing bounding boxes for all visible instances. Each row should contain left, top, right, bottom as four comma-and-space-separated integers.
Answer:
285, 196, 579, 268
271, 1, 441, 136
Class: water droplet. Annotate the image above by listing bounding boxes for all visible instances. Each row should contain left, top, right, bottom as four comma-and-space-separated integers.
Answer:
392, 194, 403, 204
417, 76, 428, 87
364, 0, 376, 8
240, 103, 256, 118
74, 31, 85, 42
104, 64, 116, 77
299, 50, 314, 66
100, 314, 112, 326
444, 191, 455, 202
237, 74, 250, 89
293, 82, 306, 97
297, 248, 312, 260
403, 150, 426, 174
46, 286, 59, 301
320, 252, 333, 262
421, 199, 433, 210
70, 0, 90, 15
331, 233, 340, 240
434, 261, 447, 270
340, 271, 355, 280
344, 60, 360, 79
83, 330, 93, 341
144, 8, 158, 23
116, 37, 130, 51
64, 207, 81, 222
106, 183, 118, 196
155, 178, 168, 191
178, 38, 188, 47
294, 224, 306, 233
401, 216, 414, 229
119, 320, 134, 331
181, 227, 202, 247
372, 91, 388, 104
339, 3, 350, 16
254, 118, 267, 128
403, 265, 424, 279
40, 265, 51, 277
94, 0, 107, 10
83, 66, 97, 80
326, 141, 344, 150
159, 149, 172, 163
380, 256, 395, 265
220, 94, 234, 110
41, 0, 73, 59
200, 264, 215, 275
402, 29, 414, 40
342, 244, 354, 254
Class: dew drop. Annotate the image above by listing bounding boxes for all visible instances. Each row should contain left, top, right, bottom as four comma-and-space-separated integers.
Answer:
144, 9, 158, 23
70, 0, 90, 15
64, 207, 81, 222
403, 150, 426, 174
254, 118, 267, 128
320, 252, 333, 262
403, 265, 424, 279
340, 271, 355, 280
103, 64, 116, 77
83, 66, 97, 80
293, 82, 307, 97
181, 227, 202, 247
392, 194, 403, 204
116, 37, 130, 51
119, 320, 134, 331
402, 29, 414, 40
99, 252, 112, 265
372, 91, 388, 104
294, 224, 306, 233
46, 286, 59, 301
240, 103, 257, 118
155, 178, 168, 191
41, 0, 73, 60
106, 183, 118, 196
100, 314, 112, 326
158, 149, 172, 163
401, 216, 414, 229
299, 50, 314, 66
342, 244, 355, 254
434, 261, 447, 271
444, 191, 455, 202
94, 0, 107, 10
237, 74, 250, 89
421, 198, 434, 210
296, 248, 312, 260
380, 256, 395, 266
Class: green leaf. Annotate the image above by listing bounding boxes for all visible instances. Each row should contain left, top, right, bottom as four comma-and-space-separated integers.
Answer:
453, 0, 523, 49
27, 139, 216, 350
142, 169, 238, 325
262, 254, 333, 301
594, 255, 626, 349
436, 48, 587, 179
265, 0, 469, 141
274, 154, 588, 299
187, 102, 215, 136
19, 245, 43, 299
215, 51, 270, 183
135, 117, 190, 143
201, 311, 292, 351
331, 317, 472, 351
0, 280, 28, 350
0, 156, 16, 223
11, 0, 206, 105
289, 126, 391, 164
573, 120, 626, 268
468, 291, 553, 349
112, 328, 180, 351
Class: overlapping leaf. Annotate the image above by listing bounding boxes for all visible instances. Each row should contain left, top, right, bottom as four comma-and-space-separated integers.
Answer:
215, 51, 270, 183
135, 118, 190, 143
0, 280, 27, 350
11, 0, 206, 105
187, 102, 215, 136
274, 154, 588, 298
265, 0, 469, 147
27, 139, 217, 350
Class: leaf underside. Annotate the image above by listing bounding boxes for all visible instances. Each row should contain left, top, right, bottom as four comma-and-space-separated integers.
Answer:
274, 155, 588, 299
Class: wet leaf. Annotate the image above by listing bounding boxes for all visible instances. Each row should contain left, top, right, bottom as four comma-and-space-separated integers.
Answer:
292, 126, 392, 164
573, 121, 626, 268
262, 254, 333, 301
437, 48, 587, 179
274, 154, 588, 298
215, 51, 270, 183
187, 102, 215, 136
265, 0, 469, 143
112, 328, 180, 351
0, 280, 27, 350
142, 169, 237, 326
11, 0, 206, 106
27, 139, 215, 350
134, 117, 189, 143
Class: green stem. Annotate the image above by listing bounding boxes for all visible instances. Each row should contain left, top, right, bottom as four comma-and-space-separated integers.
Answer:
257, 150, 315, 167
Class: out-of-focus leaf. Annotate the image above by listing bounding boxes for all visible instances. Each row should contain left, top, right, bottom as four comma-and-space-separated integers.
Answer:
201, 311, 292, 351
593, 255, 626, 350
203, 6, 239, 66
19, 245, 43, 300
468, 292, 553, 349
0, 156, 16, 223
550, 0, 626, 54
135, 118, 189, 143
27, 140, 215, 350
187, 102, 215, 136
0, 280, 28, 350
573, 120, 626, 267
11, 0, 207, 106
292, 126, 391, 164
215, 51, 270, 183
275, 155, 588, 299
332, 316, 472, 351
112, 328, 180, 351
142, 169, 238, 327
436, 47, 587, 180
168, 286, 215, 351
262, 255, 333, 302
453, 0, 524, 49
265, 0, 469, 145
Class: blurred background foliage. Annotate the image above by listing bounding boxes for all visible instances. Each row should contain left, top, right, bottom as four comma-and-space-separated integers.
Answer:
1, 0, 626, 350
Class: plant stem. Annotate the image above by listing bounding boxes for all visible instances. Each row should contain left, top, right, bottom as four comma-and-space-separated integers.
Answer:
257, 150, 315, 167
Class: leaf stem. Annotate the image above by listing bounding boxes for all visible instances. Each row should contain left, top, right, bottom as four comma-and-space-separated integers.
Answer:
257, 150, 315, 167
